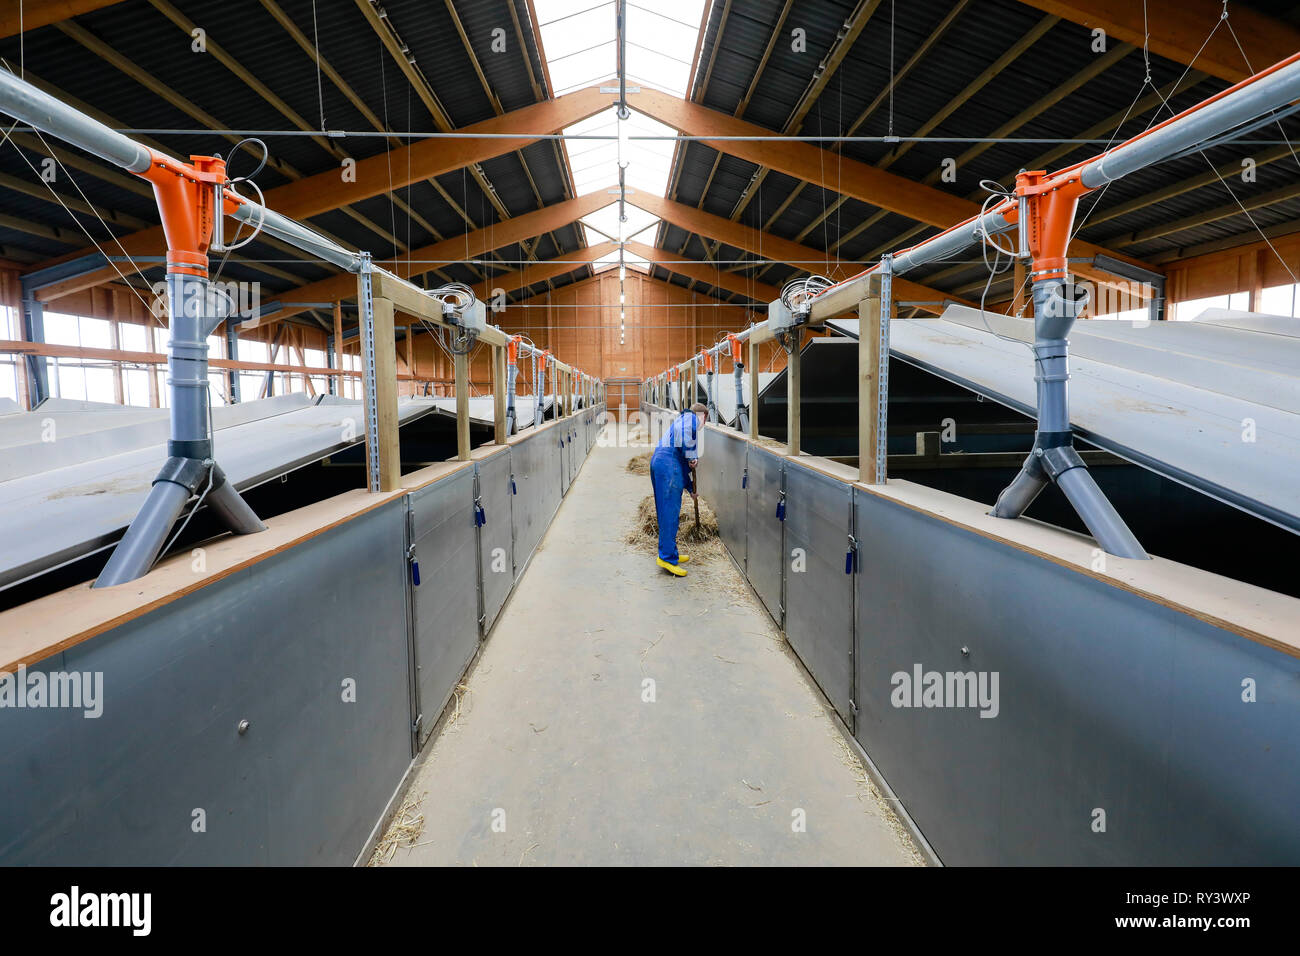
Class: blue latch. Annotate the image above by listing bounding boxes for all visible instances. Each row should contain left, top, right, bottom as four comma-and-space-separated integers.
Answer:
775, 495, 786, 521
407, 545, 421, 586
511, 475, 517, 494
741, 467, 748, 489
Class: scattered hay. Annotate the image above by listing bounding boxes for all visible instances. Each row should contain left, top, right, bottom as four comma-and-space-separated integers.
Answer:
626, 452, 651, 475
367, 791, 427, 865
825, 728, 927, 866
627, 493, 720, 548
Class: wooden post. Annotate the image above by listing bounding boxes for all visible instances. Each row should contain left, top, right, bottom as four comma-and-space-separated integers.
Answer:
858, 276, 887, 484
455, 350, 470, 461
786, 331, 801, 457
333, 300, 344, 396
748, 339, 759, 440
493, 344, 507, 445
369, 296, 402, 491
1013, 259, 1027, 315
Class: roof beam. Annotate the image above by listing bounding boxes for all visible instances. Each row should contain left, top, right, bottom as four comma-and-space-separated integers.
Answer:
783, 14, 1058, 256
470, 240, 619, 300
1016, 0, 1300, 83
0, 1, 123, 37
28, 85, 612, 282
686, 0, 882, 261
629, 97, 1155, 282
627, 241, 781, 304
636, 193, 970, 314
247, 192, 614, 327
352, 0, 512, 226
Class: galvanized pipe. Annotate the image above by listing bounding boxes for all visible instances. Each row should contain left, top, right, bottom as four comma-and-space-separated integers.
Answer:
0, 68, 151, 172
1081, 55, 1300, 189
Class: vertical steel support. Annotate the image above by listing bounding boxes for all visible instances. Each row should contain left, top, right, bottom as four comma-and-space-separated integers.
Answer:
357, 253, 382, 493
534, 352, 544, 428
874, 258, 892, 484
225, 319, 241, 403
19, 294, 49, 407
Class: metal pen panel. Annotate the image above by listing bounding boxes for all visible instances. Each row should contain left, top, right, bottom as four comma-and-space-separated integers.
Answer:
559, 424, 571, 494
853, 489, 1300, 865
744, 446, 785, 624
510, 428, 562, 572
783, 463, 855, 726
0, 501, 411, 865
698, 426, 748, 572
475, 451, 515, 635
407, 469, 479, 747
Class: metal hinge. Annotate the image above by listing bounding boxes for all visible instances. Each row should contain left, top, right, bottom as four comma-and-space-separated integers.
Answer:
411, 713, 423, 735
849, 699, 859, 715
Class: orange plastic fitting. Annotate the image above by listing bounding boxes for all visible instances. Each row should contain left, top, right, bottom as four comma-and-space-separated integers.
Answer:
137, 150, 227, 276
727, 332, 743, 365
1014, 168, 1090, 282
507, 335, 521, 366
703, 351, 714, 373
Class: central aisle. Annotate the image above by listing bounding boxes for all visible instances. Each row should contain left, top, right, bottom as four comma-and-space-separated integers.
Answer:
378, 424, 921, 866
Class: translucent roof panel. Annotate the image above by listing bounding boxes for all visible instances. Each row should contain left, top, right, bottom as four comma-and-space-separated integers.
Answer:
624, 4, 704, 98
580, 202, 660, 243
593, 248, 650, 275
535, 0, 707, 257
538, 1, 616, 96
563, 107, 676, 196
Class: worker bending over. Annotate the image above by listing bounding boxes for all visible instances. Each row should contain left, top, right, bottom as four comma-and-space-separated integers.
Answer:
649, 402, 707, 577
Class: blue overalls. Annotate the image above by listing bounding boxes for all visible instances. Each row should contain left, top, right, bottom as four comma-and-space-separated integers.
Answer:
649, 411, 700, 564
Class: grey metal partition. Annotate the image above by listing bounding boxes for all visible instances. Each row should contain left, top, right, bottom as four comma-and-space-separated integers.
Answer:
559, 426, 571, 494
698, 425, 748, 571
408, 469, 479, 747
853, 487, 1300, 865
511, 426, 562, 574
744, 445, 785, 624
784, 462, 856, 727
475, 450, 515, 635
0, 500, 412, 865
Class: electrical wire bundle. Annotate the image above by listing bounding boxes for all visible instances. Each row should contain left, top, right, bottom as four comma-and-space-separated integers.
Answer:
780, 274, 834, 314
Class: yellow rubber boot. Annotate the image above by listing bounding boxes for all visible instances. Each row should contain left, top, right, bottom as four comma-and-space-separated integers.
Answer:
657, 557, 687, 577
675, 554, 690, 564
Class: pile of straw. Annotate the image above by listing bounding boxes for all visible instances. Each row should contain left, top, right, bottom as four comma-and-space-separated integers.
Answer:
627, 494, 720, 548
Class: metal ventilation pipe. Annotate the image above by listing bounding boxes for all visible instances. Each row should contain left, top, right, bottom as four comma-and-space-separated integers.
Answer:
989, 277, 1147, 559
96, 274, 266, 586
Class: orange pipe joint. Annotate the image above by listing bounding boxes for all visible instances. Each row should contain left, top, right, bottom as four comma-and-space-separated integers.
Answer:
1014, 168, 1090, 282
138, 150, 227, 276
727, 333, 743, 366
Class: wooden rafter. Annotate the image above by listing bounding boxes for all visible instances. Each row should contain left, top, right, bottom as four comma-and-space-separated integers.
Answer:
1018, 0, 1300, 83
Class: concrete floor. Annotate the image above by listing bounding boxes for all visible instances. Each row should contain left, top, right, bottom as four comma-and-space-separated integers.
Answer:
378, 425, 921, 866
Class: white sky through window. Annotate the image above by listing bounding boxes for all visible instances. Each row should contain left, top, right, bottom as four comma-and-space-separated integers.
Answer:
534, 0, 707, 270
